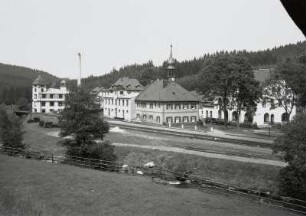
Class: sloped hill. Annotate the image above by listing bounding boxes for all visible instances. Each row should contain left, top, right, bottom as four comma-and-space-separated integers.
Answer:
0, 63, 59, 105
0, 154, 296, 216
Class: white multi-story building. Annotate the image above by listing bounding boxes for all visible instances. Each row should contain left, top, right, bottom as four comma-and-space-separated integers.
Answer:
200, 76, 297, 127
32, 75, 69, 113
98, 77, 143, 121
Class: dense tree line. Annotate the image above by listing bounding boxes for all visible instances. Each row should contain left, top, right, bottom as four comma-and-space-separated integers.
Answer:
1, 41, 305, 103
81, 41, 306, 92
0, 63, 59, 106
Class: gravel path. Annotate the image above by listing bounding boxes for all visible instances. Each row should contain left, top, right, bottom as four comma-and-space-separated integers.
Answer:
112, 142, 286, 167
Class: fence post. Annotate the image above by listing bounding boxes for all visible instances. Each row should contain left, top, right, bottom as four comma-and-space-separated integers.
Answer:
51, 154, 54, 163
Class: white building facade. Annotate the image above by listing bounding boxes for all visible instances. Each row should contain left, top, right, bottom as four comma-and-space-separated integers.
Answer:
32, 75, 69, 114
98, 77, 143, 121
201, 101, 296, 127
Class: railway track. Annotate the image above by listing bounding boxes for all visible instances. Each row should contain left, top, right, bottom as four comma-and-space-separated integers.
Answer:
109, 122, 273, 148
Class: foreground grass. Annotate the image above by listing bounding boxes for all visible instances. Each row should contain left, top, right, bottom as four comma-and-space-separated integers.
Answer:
0, 155, 295, 216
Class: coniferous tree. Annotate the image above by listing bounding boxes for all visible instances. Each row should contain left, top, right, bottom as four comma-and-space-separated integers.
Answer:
59, 88, 116, 163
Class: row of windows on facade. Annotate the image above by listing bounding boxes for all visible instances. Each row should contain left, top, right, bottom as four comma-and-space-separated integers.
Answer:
136, 102, 198, 110
103, 98, 129, 106
203, 109, 289, 123
33, 101, 64, 107
33, 108, 63, 113
102, 90, 131, 96
104, 108, 129, 114
264, 113, 289, 123
33, 94, 64, 99
136, 114, 197, 123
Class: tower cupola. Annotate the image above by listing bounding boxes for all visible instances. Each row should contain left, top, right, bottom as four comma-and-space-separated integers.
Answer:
166, 45, 176, 82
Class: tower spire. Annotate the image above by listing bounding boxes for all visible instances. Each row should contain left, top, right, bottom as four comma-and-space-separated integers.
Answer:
166, 44, 176, 82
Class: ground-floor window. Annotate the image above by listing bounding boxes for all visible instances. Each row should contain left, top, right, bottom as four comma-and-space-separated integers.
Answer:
282, 113, 289, 122
232, 111, 238, 121
175, 116, 181, 123
42, 109, 45, 113
166, 117, 173, 123
156, 116, 160, 123
264, 113, 269, 123
143, 114, 147, 121
271, 114, 274, 123
149, 115, 153, 121
218, 109, 222, 119
191, 116, 196, 122
183, 116, 188, 123
136, 114, 140, 120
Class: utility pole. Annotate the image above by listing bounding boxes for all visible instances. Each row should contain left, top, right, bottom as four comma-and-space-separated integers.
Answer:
78, 52, 82, 87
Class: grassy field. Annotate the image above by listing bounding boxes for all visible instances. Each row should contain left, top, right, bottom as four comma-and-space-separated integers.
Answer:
0, 154, 295, 216
21, 121, 283, 192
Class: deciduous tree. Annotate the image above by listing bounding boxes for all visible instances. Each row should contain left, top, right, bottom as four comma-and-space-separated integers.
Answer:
197, 55, 260, 126
273, 113, 306, 200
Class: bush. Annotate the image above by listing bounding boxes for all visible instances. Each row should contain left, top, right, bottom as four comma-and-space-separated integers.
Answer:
63, 140, 117, 170
273, 113, 306, 200
43, 122, 53, 128
27, 119, 34, 123
240, 122, 259, 129
0, 108, 26, 152
33, 117, 40, 122
39, 121, 44, 127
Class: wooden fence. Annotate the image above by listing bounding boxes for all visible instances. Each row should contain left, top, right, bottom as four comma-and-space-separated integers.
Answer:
1, 146, 306, 215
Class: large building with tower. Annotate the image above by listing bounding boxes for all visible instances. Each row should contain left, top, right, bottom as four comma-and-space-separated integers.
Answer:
32, 75, 69, 114
135, 46, 200, 125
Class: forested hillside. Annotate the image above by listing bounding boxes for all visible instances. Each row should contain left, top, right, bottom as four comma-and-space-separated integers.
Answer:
0, 63, 59, 105
82, 40, 306, 91
1, 41, 305, 105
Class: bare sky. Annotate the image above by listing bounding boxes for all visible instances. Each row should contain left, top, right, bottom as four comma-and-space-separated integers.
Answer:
0, 0, 305, 79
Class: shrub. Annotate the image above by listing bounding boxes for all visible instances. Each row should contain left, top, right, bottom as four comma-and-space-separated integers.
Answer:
39, 121, 44, 127
0, 108, 26, 152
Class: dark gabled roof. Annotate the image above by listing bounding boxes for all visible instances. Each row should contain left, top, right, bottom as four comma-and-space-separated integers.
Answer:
33, 75, 48, 85
110, 77, 143, 91
135, 80, 200, 102
90, 87, 104, 95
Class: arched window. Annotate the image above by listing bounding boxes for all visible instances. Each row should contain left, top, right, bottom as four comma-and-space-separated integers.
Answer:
218, 109, 222, 119
271, 114, 274, 124
244, 112, 253, 123
232, 111, 238, 121
264, 113, 269, 123
282, 113, 289, 122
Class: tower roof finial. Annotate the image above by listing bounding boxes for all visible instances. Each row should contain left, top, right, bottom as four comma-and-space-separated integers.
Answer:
168, 44, 175, 65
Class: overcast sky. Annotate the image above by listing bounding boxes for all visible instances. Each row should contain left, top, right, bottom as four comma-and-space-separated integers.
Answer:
0, 0, 305, 79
